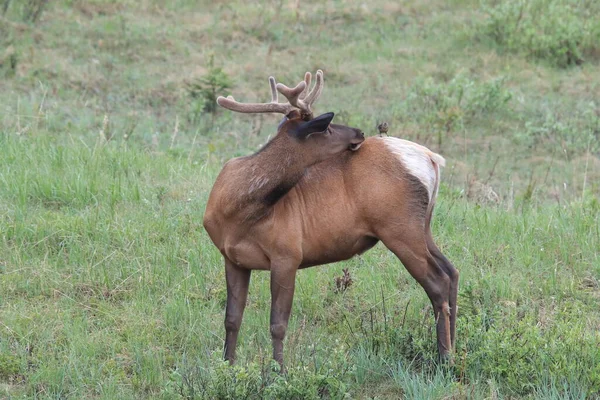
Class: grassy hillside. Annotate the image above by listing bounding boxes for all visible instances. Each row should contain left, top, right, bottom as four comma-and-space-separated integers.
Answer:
1, 0, 599, 398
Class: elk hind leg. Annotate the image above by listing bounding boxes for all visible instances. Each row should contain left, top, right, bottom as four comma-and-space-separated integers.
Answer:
382, 237, 452, 358
426, 236, 459, 350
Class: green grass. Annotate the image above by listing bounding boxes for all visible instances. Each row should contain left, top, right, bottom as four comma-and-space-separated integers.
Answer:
1, 0, 599, 398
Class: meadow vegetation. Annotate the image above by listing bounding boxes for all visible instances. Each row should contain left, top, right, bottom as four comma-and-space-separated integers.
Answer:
0, 0, 599, 398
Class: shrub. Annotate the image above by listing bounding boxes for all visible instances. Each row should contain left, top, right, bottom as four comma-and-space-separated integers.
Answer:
345, 273, 600, 397
406, 74, 512, 146
516, 102, 600, 156
460, 310, 600, 396
2, 0, 48, 23
479, 0, 600, 67
168, 349, 351, 400
0, 352, 22, 381
185, 57, 232, 121
0, 46, 18, 78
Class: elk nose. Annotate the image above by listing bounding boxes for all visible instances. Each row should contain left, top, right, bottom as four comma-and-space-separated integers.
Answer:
349, 130, 365, 151
355, 129, 365, 141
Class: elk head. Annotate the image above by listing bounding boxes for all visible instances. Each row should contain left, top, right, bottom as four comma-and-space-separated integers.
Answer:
217, 70, 365, 166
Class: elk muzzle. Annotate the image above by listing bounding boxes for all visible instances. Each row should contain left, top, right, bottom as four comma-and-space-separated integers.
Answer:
349, 130, 365, 151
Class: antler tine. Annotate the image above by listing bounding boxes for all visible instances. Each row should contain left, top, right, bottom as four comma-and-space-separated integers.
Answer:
276, 70, 324, 116
299, 72, 312, 100
275, 80, 307, 109
302, 69, 324, 108
269, 76, 278, 103
216, 76, 296, 115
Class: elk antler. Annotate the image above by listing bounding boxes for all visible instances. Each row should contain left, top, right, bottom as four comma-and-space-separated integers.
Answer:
216, 70, 324, 118
276, 70, 323, 117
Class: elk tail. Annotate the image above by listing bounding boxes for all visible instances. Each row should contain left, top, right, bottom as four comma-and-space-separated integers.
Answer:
425, 152, 445, 233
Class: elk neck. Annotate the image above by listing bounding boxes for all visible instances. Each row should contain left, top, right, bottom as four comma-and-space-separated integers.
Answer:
225, 133, 314, 221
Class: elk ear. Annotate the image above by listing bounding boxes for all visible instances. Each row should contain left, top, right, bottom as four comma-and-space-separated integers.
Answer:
291, 112, 334, 139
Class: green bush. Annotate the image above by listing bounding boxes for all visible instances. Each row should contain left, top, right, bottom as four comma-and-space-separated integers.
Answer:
480, 0, 600, 67
344, 270, 600, 397
460, 309, 600, 396
185, 57, 232, 120
515, 102, 600, 156
0, 353, 22, 381
406, 74, 512, 145
1, 0, 49, 23
0, 46, 18, 78
168, 350, 351, 400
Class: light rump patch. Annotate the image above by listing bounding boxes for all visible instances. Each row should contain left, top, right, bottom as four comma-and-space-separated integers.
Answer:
379, 136, 445, 200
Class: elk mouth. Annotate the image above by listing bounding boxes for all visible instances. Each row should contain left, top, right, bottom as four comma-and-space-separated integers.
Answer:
349, 142, 363, 151
348, 129, 365, 151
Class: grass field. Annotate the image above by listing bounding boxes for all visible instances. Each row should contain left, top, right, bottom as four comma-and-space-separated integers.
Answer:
1, 0, 599, 398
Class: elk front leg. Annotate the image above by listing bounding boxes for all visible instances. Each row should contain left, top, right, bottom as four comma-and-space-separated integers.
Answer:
269, 261, 298, 371
224, 258, 251, 364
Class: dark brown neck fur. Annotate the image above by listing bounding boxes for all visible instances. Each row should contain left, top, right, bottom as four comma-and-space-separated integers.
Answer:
217, 134, 310, 222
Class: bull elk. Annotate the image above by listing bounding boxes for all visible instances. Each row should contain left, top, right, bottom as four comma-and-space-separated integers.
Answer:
203, 70, 459, 369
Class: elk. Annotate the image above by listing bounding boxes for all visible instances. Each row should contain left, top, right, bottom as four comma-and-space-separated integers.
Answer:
203, 70, 458, 370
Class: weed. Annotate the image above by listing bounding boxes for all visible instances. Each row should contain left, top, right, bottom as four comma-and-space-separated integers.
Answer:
1, 0, 11, 16
0, 45, 18, 77
333, 268, 353, 293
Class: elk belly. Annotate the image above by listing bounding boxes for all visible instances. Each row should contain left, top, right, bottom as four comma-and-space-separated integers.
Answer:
299, 232, 378, 268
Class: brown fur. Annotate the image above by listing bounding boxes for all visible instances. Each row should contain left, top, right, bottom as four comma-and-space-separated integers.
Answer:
203, 114, 458, 369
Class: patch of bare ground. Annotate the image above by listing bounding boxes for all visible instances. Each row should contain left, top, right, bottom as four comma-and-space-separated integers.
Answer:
467, 177, 500, 205
72, 282, 131, 303
72, 1, 125, 18
581, 275, 600, 298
